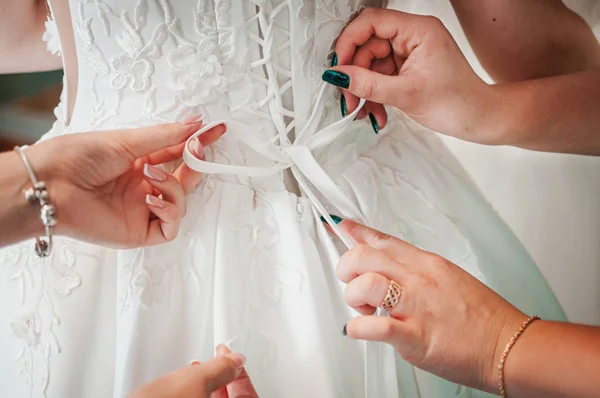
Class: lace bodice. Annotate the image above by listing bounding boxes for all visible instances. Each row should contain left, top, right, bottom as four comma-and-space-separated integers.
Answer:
48, 1, 370, 133
45, 0, 387, 233
45, 1, 386, 203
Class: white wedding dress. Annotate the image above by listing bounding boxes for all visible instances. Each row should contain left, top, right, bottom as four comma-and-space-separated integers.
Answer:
0, 1, 566, 397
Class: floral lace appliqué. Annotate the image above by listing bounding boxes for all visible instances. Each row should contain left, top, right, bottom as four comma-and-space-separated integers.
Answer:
42, 15, 61, 56
110, 54, 154, 91
168, 48, 227, 106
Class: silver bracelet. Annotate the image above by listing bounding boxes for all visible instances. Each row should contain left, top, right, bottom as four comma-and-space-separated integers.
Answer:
14, 146, 57, 258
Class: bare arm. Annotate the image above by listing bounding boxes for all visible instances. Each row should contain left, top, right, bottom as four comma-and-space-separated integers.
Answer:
486, 68, 600, 155
0, 0, 63, 74
502, 320, 600, 397
450, 0, 600, 82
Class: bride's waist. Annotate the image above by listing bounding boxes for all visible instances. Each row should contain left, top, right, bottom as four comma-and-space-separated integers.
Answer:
66, 86, 335, 134
67, 94, 228, 132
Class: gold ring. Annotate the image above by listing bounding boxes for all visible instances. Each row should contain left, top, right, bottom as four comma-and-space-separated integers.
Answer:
381, 280, 402, 312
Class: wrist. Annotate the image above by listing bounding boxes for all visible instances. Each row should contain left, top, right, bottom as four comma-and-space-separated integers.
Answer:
478, 82, 538, 148
0, 150, 45, 245
19, 142, 73, 237
484, 309, 528, 393
465, 81, 507, 146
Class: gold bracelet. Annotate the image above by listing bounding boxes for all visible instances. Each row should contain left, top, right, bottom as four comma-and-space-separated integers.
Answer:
498, 315, 540, 397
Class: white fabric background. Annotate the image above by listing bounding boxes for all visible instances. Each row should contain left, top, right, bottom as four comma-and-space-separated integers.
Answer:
388, 0, 600, 324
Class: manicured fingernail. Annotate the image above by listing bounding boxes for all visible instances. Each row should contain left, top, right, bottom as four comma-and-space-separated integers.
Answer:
146, 194, 167, 209
340, 94, 347, 117
368, 113, 379, 134
322, 70, 350, 89
342, 324, 348, 336
143, 164, 167, 182
331, 52, 338, 67
190, 138, 205, 159
226, 353, 246, 369
319, 214, 343, 224
189, 360, 201, 366
179, 114, 202, 124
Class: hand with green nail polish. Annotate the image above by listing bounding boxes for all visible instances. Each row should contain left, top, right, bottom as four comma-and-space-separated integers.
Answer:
328, 7, 600, 155
326, 8, 495, 144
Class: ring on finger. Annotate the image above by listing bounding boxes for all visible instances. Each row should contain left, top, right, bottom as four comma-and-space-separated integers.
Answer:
381, 280, 402, 312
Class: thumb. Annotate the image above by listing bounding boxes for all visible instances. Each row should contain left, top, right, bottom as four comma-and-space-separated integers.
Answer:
116, 121, 204, 159
194, 353, 246, 393
322, 65, 404, 107
338, 219, 399, 248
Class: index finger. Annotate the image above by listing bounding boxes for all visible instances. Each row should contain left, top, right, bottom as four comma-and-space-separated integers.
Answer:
147, 123, 227, 165
175, 124, 227, 195
226, 368, 258, 398
116, 121, 204, 159
339, 219, 422, 262
335, 8, 427, 65
217, 345, 259, 398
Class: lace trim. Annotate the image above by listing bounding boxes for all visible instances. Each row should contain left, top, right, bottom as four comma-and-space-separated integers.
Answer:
42, 14, 61, 56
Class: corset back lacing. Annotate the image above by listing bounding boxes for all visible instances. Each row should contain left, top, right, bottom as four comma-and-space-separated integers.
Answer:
181, 2, 393, 396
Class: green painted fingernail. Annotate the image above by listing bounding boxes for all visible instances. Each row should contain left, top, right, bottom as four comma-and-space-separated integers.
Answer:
331, 53, 338, 67
320, 214, 343, 224
369, 113, 379, 134
322, 70, 350, 89
342, 324, 348, 336
341, 94, 347, 117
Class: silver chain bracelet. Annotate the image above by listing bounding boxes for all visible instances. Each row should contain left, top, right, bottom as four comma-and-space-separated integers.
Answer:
14, 146, 57, 258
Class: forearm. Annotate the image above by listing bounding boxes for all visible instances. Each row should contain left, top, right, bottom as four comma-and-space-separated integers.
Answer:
484, 68, 600, 155
450, 0, 600, 82
498, 320, 600, 397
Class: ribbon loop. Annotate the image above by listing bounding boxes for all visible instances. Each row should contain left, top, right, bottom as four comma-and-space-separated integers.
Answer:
183, 83, 367, 247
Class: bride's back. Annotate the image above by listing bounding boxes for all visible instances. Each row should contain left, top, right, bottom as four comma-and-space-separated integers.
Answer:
48, 0, 364, 135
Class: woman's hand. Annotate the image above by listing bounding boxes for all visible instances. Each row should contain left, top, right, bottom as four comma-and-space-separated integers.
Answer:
26, 118, 225, 248
334, 219, 526, 392
324, 8, 498, 144
129, 345, 258, 398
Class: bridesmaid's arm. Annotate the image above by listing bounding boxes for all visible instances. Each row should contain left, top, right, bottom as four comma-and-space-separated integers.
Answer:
485, 68, 600, 155
0, 0, 63, 73
501, 320, 600, 397
450, 0, 600, 82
